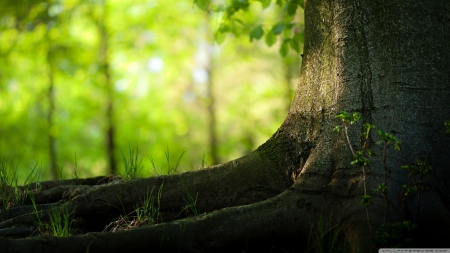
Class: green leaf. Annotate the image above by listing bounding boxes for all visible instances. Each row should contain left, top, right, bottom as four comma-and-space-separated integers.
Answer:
276, 0, 285, 7
258, 0, 271, 8
232, 0, 250, 11
272, 22, 284, 35
218, 23, 229, 33
298, 0, 304, 8
230, 20, 243, 36
232, 18, 244, 25
265, 30, 276, 47
194, 0, 210, 11
249, 25, 264, 41
225, 5, 237, 18
287, 0, 297, 16
279, 40, 289, 57
214, 31, 226, 44
289, 38, 300, 53
230, 25, 242, 36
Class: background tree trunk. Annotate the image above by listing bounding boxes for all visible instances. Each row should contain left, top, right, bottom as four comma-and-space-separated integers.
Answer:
97, 1, 117, 175
1, 0, 449, 252
46, 34, 58, 180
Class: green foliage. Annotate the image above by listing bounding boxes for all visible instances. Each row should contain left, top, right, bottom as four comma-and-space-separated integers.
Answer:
373, 183, 387, 195
377, 130, 401, 151
351, 150, 372, 167
334, 111, 363, 126
400, 156, 433, 177
2, 0, 296, 182
194, 0, 305, 57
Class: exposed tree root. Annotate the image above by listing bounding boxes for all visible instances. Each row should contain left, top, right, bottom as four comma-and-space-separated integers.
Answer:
0, 135, 306, 248
0, 186, 353, 253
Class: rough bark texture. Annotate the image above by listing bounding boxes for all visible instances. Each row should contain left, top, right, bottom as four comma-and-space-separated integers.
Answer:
1, 0, 450, 252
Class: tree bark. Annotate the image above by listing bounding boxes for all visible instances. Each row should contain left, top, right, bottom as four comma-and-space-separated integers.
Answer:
1, 0, 450, 252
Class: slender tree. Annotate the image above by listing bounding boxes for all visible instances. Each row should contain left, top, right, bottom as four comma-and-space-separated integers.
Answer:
45, 34, 58, 180
204, 14, 220, 165
91, 0, 117, 175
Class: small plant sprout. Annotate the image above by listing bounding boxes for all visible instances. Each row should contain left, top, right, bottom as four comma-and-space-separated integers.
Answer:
307, 212, 348, 253
135, 183, 164, 224
71, 153, 83, 179
47, 205, 75, 237
0, 160, 19, 219
121, 145, 143, 180
334, 111, 445, 247
335, 112, 372, 207
148, 147, 185, 176
165, 147, 185, 175
179, 177, 199, 216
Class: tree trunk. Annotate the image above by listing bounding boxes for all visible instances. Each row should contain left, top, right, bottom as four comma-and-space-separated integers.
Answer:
46, 35, 58, 180
1, 0, 449, 252
97, 1, 117, 175
202, 12, 219, 165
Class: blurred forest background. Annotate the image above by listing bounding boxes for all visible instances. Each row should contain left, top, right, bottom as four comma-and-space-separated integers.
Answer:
0, 0, 303, 182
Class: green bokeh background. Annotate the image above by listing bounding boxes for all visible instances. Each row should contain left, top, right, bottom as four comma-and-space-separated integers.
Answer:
0, 0, 303, 182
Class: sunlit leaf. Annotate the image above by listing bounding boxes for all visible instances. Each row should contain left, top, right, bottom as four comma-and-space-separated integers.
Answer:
265, 30, 276, 47
249, 25, 264, 41
230, 19, 243, 36
230, 25, 242, 36
214, 31, 226, 44
194, 0, 210, 11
